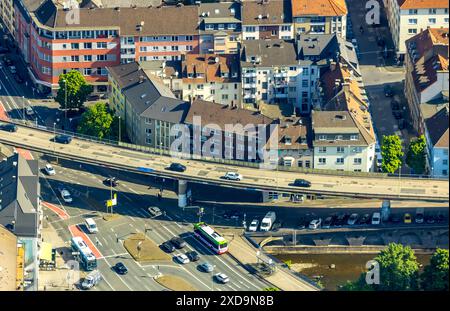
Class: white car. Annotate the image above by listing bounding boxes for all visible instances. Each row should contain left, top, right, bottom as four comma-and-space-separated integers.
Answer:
248, 219, 259, 232
25, 106, 34, 116
223, 172, 243, 181
8, 65, 16, 74
175, 253, 190, 264
60, 189, 73, 203
309, 218, 322, 229
347, 213, 359, 225
44, 163, 56, 175
371, 212, 381, 225
214, 273, 230, 284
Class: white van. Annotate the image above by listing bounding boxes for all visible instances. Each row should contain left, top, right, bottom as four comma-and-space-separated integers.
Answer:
85, 218, 98, 234
81, 270, 102, 290
260, 212, 276, 232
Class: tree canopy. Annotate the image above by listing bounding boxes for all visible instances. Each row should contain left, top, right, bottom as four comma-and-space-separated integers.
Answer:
421, 248, 449, 291
381, 135, 403, 173
406, 135, 427, 174
55, 70, 93, 110
77, 103, 114, 139
375, 243, 419, 290
340, 243, 420, 291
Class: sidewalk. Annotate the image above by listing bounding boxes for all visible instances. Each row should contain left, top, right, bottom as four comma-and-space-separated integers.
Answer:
38, 222, 82, 291
220, 228, 319, 291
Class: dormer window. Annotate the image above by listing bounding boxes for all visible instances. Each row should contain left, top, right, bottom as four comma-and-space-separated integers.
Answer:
350, 134, 358, 141
228, 24, 236, 30
318, 135, 326, 141
188, 73, 194, 78
205, 24, 214, 30
285, 136, 292, 145
335, 135, 343, 140
221, 72, 229, 78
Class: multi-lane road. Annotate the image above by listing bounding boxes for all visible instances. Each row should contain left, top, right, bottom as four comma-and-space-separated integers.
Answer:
0, 123, 448, 201
37, 153, 272, 291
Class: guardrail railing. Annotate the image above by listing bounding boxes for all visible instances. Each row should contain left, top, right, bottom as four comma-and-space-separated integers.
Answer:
2, 119, 448, 181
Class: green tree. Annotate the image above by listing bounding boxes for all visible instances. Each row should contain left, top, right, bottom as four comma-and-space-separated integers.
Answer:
340, 243, 419, 291
56, 70, 93, 110
375, 243, 419, 291
406, 135, 427, 174
381, 135, 403, 173
421, 248, 449, 291
77, 103, 114, 139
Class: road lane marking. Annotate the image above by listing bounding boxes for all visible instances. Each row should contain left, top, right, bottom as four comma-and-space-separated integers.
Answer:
101, 257, 134, 291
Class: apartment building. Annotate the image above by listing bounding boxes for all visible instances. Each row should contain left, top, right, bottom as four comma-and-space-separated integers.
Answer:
0, 0, 15, 37
107, 62, 190, 149
135, 60, 183, 98
14, 0, 199, 94
240, 39, 319, 114
312, 62, 376, 172
198, 1, 242, 54
291, 0, 347, 38
424, 105, 449, 177
276, 116, 313, 168
404, 28, 449, 134
184, 99, 275, 161
0, 152, 41, 291
181, 53, 241, 106
384, 0, 449, 57
242, 0, 294, 41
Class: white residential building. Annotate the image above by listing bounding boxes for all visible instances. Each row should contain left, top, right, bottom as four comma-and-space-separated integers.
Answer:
424, 105, 449, 177
240, 39, 319, 114
384, 0, 449, 57
182, 54, 241, 106
241, 0, 294, 40
0, 0, 15, 38
312, 62, 376, 172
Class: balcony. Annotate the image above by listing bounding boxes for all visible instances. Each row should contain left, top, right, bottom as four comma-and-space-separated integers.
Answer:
243, 72, 256, 77
273, 72, 287, 78
243, 83, 256, 89
274, 93, 288, 98
243, 92, 256, 99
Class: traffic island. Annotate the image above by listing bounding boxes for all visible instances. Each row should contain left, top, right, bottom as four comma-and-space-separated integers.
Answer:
155, 275, 197, 291
123, 233, 170, 262
102, 214, 121, 222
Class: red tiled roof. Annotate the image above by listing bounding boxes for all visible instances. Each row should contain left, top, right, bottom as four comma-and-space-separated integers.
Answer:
291, 0, 347, 17
397, 0, 449, 9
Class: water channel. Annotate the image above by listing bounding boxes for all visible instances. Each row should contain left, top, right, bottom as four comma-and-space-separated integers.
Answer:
274, 253, 433, 291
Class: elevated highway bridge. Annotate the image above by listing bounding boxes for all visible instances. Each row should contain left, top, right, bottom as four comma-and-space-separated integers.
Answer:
0, 123, 448, 202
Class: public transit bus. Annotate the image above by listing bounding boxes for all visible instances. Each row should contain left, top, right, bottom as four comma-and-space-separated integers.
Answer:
71, 237, 97, 271
193, 222, 228, 254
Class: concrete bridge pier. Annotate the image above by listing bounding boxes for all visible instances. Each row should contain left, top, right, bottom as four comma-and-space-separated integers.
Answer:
178, 179, 188, 208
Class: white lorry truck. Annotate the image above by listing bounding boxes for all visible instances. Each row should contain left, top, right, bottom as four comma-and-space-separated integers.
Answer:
260, 212, 277, 232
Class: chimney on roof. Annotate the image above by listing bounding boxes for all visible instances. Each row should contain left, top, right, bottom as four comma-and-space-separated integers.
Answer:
342, 82, 350, 93
330, 61, 337, 71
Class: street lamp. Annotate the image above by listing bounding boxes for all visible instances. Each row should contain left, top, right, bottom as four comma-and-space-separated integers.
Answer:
53, 122, 57, 163
118, 115, 121, 143
62, 79, 67, 128
22, 96, 25, 122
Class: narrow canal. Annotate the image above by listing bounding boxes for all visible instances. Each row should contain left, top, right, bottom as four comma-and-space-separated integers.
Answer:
274, 253, 433, 291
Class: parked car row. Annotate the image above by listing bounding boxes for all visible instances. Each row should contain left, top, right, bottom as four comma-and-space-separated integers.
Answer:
1, 55, 25, 84
299, 209, 446, 230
